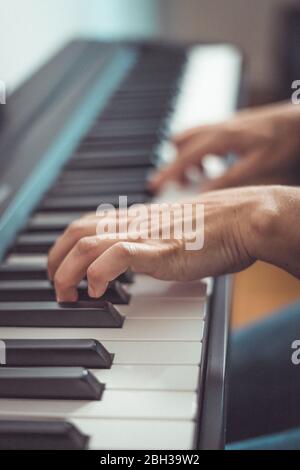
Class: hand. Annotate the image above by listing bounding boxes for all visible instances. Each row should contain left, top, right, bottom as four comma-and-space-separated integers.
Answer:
47, 185, 296, 303
150, 103, 300, 192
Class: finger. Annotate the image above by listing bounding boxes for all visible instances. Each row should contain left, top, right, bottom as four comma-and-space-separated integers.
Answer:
47, 219, 99, 280
201, 154, 261, 191
48, 208, 137, 280
53, 236, 123, 302
53, 230, 146, 301
87, 242, 163, 298
172, 126, 203, 146
149, 134, 225, 191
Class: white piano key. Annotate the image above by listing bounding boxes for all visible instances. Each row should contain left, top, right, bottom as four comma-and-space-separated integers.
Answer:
6, 254, 47, 266
119, 297, 206, 319
93, 365, 199, 391
1, 318, 204, 342
72, 418, 195, 450
103, 341, 202, 365
30, 213, 83, 226
0, 390, 197, 420
128, 275, 208, 298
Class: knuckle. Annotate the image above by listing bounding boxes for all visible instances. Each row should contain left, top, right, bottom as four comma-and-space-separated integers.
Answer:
220, 122, 239, 142
114, 241, 133, 259
86, 265, 99, 282
76, 236, 96, 256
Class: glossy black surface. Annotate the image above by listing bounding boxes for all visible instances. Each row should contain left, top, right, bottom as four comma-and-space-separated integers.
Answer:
0, 367, 104, 400
2, 338, 113, 368
0, 300, 124, 327
0, 420, 89, 450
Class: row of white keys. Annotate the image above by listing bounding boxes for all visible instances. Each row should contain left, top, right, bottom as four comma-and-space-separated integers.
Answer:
0, 274, 205, 448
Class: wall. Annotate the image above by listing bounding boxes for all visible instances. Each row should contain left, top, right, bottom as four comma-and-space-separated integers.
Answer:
0, 0, 160, 92
1, 0, 299, 94
157, 0, 299, 93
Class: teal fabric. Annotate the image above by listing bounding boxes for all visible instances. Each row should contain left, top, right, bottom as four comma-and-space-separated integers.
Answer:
226, 300, 300, 449
227, 427, 300, 450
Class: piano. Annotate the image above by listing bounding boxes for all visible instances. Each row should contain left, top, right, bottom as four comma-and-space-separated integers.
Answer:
0, 39, 242, 450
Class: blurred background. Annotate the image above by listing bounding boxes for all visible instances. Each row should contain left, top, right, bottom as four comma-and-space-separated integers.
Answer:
1, 0, 300, 102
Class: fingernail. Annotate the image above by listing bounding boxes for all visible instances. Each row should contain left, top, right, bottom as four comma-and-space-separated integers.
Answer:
88, 284, 99, 298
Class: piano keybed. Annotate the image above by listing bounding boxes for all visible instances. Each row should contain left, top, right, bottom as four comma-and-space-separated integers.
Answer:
0, 40, 241, 449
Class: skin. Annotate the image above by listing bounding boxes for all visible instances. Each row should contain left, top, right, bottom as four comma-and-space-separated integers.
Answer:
48, 103, 300, 302
150, 102, 300, 191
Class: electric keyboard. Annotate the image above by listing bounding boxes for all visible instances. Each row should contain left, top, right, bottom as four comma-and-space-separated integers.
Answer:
0, 39, 242, 450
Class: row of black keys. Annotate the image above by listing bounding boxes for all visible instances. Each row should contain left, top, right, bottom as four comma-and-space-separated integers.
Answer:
0, 51, 186, 450
28, 55, 183, 212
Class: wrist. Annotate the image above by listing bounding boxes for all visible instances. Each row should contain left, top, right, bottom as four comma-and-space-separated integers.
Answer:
246, 187, 282, 262
247, 186, 300, 278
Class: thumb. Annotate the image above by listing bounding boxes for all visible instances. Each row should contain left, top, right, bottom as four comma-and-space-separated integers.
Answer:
201, 154, 260, 191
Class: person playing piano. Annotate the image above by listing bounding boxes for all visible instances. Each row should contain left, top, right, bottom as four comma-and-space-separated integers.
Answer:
48, 101, 300, 450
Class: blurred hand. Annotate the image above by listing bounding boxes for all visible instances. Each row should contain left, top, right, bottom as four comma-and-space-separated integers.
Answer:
150, 103, 300, 192
47, 185, 300, 303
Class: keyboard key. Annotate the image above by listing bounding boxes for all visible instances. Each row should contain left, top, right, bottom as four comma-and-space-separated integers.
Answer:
103, 341, 202, 365
93, 365, 199, 391
0, 280, 131, 304
0, 301, 124, 327
13, 233, 60, 253
73, 418, 194, 450
0, 390, 197, 420
2, 339, 113, 368
129, 275, 208, 298
2, 259, 134, 284
0, 264, 47, 280
0, 420, 89, 450
0, 368, 104, 400
50, 180, 148, 196
40, 193, 149, 212
119, 297, 206, 319
27, 213, 83, 231
1, 318, 204, 341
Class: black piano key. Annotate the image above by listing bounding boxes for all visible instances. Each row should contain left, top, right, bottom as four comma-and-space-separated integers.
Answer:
0, 421, 89, 450
0, 280, 131, 304
118, 269, 134, 284
40, 193, 149, 212
82, 135, 157, 147
27, 212, 85, 232
66, 155, 154, 170
0, 264, 134, 284
50, 180, 148, 196
59, 166, 150, 182
0, 300, 124, 327
0, 264, 47, 280
58, 176, 149, 188
0, 367, 104, 400
2, 339, 113, 368
13, 233, 59, 253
